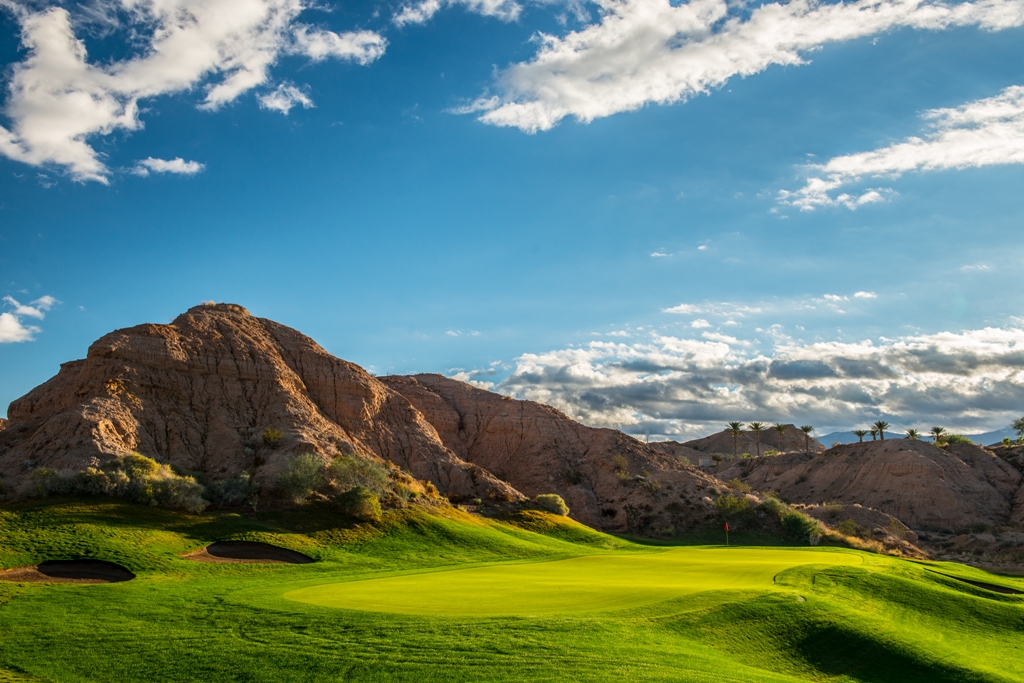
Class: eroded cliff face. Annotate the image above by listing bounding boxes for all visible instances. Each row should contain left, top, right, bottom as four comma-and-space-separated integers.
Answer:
715, 440, 1023, 531
381, 374, 727, 534
0, 304, 518, 502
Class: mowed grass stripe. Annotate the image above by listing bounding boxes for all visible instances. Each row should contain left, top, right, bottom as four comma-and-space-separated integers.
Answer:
284, 547, 863, 615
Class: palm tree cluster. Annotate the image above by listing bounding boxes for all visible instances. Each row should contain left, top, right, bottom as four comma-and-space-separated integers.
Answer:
852, 421, 890, 442
723, 422, 816, 457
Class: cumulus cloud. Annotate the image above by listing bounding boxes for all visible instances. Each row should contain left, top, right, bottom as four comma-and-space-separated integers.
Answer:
462, 0, 1024, 132
258, 83, 314, 115
690, 318, 711, 328
393, 0, 521, 26
498, 324, 1024, 439
780, 85, 1024, 210
0, 1, 386, 182
131, 157, 205, 176
0, 295, 58, 342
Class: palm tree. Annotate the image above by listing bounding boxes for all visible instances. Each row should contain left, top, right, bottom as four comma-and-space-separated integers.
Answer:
727, 422, 743, 458
748, 422, 766, 457
773, 423, 789, 452
853, 429, 867, 443
870, 428, 878, 441
873, 420, 890, 441
906, 429, 920, 440
930, 426, 947, 446
799, 425, 814, 452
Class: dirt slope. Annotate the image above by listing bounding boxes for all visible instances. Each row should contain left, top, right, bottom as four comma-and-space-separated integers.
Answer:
381, 374, 727, 534
0, 304, 517, 502
715, 439, 1022, 531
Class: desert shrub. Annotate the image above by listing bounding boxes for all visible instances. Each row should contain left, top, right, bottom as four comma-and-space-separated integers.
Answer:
277, 453, 327, 504
944, 434, 974, 445
830, 442, 843, 448
423, 481, 439, 499
782, 510, 821, 543
728, 478, 752, 494
564, 467, 584, 485
534, 493, 570, 516
28, 468, 77, 497
741, 452, 752, 458
1003, 437, 1013, 446
887, 518, 908, 540
27, 453, 208, 513
338, 486, 382, 522
712, 454, 724, 463
714, 494, 752, 520
757, 496, 788, 521
637, 470, 662, 493
836, 518, 864, 538
677, 455, 691, 465
262, 428, 284, 448
327, 453, 389, 496
205, 472, 257, 507
764, 449, 780, 456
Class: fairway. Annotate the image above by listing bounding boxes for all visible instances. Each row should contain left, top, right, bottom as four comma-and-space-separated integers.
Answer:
284, 547, 864, 616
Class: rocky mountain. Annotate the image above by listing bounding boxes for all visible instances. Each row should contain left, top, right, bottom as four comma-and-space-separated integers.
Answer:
0, 304, 517, 502
715, 439, 1022, 531
0, 304, 729, 535
382, 374, 726, 533
653, 424, 824, 460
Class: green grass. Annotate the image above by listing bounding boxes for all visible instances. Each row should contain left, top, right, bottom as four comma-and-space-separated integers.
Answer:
1, 497, 1023, 682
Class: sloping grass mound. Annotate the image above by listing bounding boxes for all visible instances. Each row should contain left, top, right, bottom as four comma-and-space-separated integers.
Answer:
0, 559, 135, 583
185, 541, 314, 564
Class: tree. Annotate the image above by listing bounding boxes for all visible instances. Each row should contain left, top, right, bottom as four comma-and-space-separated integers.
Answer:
727, 422, 743, 459
773, 423, 790, 451
906, 429, 920, 440
870, 428, 878, 441
930, 426, 947, 446
799, 425, 814, 451
853, 429, 867, 443
748, 422, 766, 457
873, 420, 890, 441
1012, 417, 1024, 442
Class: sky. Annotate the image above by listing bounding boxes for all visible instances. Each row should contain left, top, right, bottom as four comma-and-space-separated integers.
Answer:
2, 0, 1024, 441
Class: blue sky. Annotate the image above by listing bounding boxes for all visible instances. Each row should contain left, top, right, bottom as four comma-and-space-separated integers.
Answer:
2, 0, 1024, 439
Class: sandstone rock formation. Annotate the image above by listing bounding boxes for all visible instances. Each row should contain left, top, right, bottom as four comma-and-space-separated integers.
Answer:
0, 304, 518, 502
715, 439, 1022, 531
382, 374, 726, 534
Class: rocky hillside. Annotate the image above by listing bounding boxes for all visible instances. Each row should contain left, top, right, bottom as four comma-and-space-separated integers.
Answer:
382, 374, 726, 534
655, 425, 824, 460
715, 439, 1022, 531
0, 304, 517, 502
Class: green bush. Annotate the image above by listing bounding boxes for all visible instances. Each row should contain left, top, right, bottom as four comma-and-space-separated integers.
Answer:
836, 518, 864, 538
277, 453, 327, 504
338, 486, 382, 522
262, 428, 284, 448
757, 496, 788, 521
27, 453, 208, 513
728, 478, 751, 494
944, 434, 974, 445
782, 510, 821, 543
714, 494, 752, 520
204, 472, 257, 507
534, 493, 570, 516
328, 453, 389, 496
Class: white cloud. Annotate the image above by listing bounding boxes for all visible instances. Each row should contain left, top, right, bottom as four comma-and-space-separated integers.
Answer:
663, 301, 763, 317
854, 291, 877, 299
961, 263, 993, 272
650, 250, 670, 257
498, 323, 1024, 439
780, 85, 1024, 210
690, 318, 711, 328
463, 0, 1024, 132
131, 157, 205, 176
0, 295, 58, 342
393, 0, 521, 26
258, 83, 314, 115
0, 2, 386, 182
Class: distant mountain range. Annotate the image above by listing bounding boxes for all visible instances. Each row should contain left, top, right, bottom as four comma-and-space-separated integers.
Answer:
819, 428, 1018, 446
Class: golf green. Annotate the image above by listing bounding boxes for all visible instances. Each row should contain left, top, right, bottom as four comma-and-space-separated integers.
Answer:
284, 547, 864, 616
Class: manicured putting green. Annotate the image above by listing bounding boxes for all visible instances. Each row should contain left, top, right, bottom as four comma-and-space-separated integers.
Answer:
285, 547, 863, 616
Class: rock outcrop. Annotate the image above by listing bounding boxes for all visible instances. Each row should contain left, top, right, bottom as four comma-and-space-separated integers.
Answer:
674, 425, 825, 457
381, 374, 726, 534
0, 304, 518, 502
715, 439, 1022, 531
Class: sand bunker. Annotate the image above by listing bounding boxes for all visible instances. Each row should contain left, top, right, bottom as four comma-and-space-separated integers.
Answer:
184, 541, 314, 564
931, 570, 1023, 595
0, 559, 136, 584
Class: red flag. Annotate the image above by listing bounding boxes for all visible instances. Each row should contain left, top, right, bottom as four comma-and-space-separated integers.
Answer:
724, 522, 729, 532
